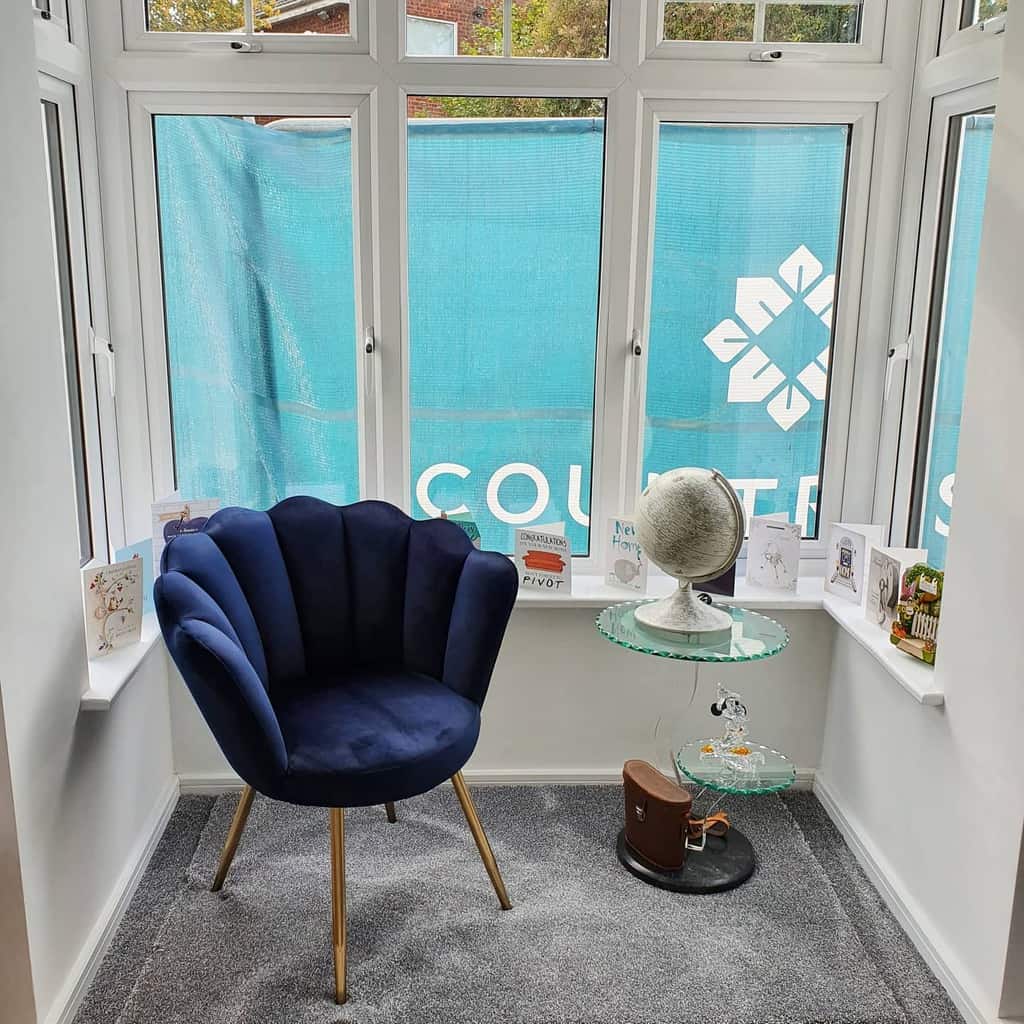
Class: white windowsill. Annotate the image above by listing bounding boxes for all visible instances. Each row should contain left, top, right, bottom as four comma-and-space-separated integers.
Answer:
80, 613, 162, 711
821, 594, 945, 707
78, 578, 944, 711
514, 573, 827, 610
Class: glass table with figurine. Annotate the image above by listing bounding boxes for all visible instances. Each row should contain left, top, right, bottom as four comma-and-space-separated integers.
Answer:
596, 599, 795, 893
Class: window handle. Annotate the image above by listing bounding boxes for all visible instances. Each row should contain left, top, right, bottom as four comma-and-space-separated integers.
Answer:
32, 1, 52, 20
363, 325, 375, 399
90, 327, 116, 399
630, 329, 642, 357
885, 335, 911, 401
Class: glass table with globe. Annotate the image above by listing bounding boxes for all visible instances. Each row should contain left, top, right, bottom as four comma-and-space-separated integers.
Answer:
596, 598, 795, 893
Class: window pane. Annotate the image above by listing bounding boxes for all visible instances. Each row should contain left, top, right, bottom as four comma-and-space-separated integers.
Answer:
407, 98, 605, 555
406, 1, 503, 55
256, 1, 352, 35
916, 112, 994, 569
42, 100, 93, 564
644, 124, 850, 537
664, 2, 756, 41
404, 1, 609, 58
153, 115, 360, 509
962, 0, 1007, 27
407, 15, 458, 55
765, 3, 862, 42
146, 0, 245, 32
510, 0, 609, 58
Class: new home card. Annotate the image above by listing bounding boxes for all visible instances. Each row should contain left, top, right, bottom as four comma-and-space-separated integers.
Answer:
515, 528, 572, 594
605, 516, 648, 593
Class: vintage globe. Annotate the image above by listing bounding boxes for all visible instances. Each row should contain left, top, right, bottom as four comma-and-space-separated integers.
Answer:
634, 468, 745, 641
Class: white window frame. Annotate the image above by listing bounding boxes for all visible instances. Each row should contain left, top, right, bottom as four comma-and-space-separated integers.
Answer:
624, 99, 875, 557
888, 80, 997, 546
88, 0, 919, 571
939, 0, 1007, 55
120, 0, 370, 53
873, 0, 1001, 547
126, 92, 380, 510
645, 0, 887, 63
35, 3, 125, 561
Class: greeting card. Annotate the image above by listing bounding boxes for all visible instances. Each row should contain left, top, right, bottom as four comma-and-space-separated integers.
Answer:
515, 527, 572, 594
746, 516, 800, 592
865, 546, 926, 632
606, 516, 648, 593
82, 558, 143, 659
152, 498, 219, 574
825, 522, 883, 604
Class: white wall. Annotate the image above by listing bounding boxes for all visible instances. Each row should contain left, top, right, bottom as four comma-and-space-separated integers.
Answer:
0, 690, 37, 1024
0, 6, 176, 1022
818, 7, 1024, 1021
173, 608, 833, 783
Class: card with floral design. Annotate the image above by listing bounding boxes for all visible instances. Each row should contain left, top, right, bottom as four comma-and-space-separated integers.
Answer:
82, 557, 143, 659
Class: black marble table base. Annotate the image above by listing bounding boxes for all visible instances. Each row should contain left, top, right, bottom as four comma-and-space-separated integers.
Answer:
616, 827, 756, 893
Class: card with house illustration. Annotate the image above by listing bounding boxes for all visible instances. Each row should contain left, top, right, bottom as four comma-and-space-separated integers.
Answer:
82, 558, 143, 659
825, 522, 883, 604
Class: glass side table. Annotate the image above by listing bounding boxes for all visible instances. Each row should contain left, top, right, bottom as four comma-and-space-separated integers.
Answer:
596, 599, 794, 894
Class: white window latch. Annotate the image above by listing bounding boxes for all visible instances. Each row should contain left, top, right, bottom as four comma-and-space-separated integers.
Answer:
885, 335, 911, 400
630, 328, 642, 357
363, 325, 375, 398
90, 327, 116, 399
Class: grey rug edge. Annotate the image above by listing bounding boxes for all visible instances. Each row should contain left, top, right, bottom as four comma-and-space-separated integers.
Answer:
72, 787, 964, 1024
72, 795, 216, 1024
782, 791, 962, 1024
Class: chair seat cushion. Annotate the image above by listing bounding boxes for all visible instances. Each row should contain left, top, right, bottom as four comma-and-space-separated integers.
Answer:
269, 668, 481, 807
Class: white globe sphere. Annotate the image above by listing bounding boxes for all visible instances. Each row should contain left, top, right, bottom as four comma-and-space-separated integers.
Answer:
637, 468, 745, 583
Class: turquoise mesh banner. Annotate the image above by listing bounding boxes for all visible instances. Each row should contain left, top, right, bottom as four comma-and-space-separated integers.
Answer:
407, 118, 603, 556
645, 123, 850, 538
155, 115, 359, 511
919, 114, 994, 569
156, 116, 859, 552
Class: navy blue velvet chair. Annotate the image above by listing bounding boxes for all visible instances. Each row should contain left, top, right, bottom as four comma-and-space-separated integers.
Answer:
154, 497, 518, 1004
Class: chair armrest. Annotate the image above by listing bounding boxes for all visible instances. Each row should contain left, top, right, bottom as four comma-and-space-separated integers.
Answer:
442, 549, 518, 705
156, 572, 288, 790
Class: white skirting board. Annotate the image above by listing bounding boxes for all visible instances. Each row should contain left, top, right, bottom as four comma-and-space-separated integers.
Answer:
813, 775, 993, 1024
177, 767, 817, 793
45, 776, 180, 1024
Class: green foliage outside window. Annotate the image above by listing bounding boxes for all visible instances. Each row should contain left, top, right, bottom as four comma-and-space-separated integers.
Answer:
146, 0, 276, 32
663, 1, 862, 43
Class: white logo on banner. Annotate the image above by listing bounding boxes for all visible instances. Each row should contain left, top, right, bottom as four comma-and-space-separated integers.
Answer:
703, 245, 835, 432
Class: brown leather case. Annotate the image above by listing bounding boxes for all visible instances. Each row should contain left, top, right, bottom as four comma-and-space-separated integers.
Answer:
622, 759, 693, 870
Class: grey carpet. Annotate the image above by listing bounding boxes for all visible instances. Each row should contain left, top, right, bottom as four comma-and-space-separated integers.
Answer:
74, 786, 964, 1024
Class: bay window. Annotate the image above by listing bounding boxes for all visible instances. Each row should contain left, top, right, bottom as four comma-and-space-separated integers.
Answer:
87, 0, 925, 569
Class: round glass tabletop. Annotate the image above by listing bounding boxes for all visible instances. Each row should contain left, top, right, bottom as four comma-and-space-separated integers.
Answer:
595, 600, 789, 664
675, 740, 797, 795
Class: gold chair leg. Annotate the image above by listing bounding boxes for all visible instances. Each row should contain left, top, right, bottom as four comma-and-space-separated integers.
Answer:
451, 772, 512, 910
211, 785, 255, 892
329, 808, 347, 1005
384, 801, 397, 823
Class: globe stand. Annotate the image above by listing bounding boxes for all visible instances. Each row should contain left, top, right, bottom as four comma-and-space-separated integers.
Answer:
633, 580, 734, 645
